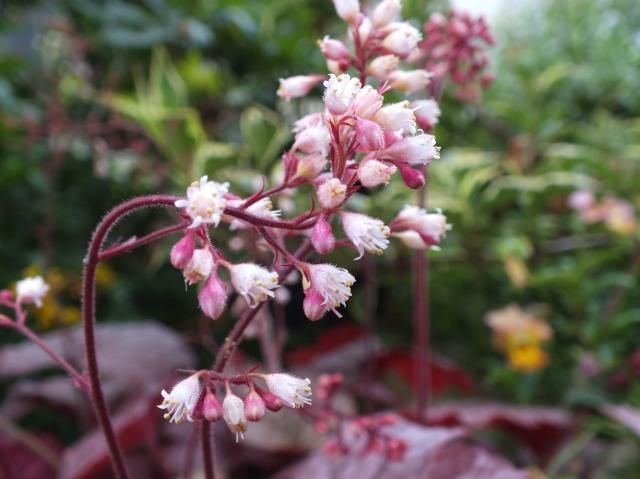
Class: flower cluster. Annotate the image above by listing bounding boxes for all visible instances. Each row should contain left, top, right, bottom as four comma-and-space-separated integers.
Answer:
568, 189, 637, 237
158, 371, 312, 441
420, 10, 494, 101
485, 304, 552, 373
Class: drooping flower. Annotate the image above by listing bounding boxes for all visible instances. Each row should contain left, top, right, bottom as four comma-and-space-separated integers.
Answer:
388, 69, 432, 93
294, 152, 328, 180
317, 178, 347, 209
244, 388, 266, 422
390, 206, 450, 248
170, 234, 196, 270
303, 263, 355, 316
16, 276, 49, 308
198, 270, 228, 319
323, 74, 362, 116
357, 159, 396, 187
203, 389, 223, 422
355, 118, 385, 152
311, 215, 336, 255
373, 101, 416, 135
183, 248, 214, 285
158, 373, 203, 424
378, 133, 440, 166
228, 263, 279, 308
412, 98, 441, 130
175, 176, 229, 229
228, 197, 281, 230
341, 212, 390, 259
262, 373, 312, 408
317, 36, 351, 61
222, 384, 248, 442
277, 75, 325, 101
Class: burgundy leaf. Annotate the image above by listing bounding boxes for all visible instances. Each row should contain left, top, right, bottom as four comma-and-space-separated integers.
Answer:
0, 436, 61, 479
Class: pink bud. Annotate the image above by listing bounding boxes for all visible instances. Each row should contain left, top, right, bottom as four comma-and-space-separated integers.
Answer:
255, 385, 284, 412
303, 288, 327, 321
357, 159, 396, 188
316, 178, 347, 209
170, 234, 195, 269
318, 36, 351, 61
398, 164, 425, 189
198, 271, 228, 320
355, 118, 385, 152
311, 216, 335, 254
203, 389, 223, 422
244, 389, 266, 422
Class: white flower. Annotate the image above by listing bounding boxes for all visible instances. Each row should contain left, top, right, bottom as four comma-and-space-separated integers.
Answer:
373, 101, 416, 135
228, 198, 282, 230
175, 176, 229, 229
304, 263, 355, 316
392, 230, 428, 250
412, 98, 441, 130
332, 0, 360, 23
391, 206, 451, 247
229, 263, 279, 308
263, 373, 312, 408
323, 74, 362, 116
357, 159, 397, 187
351, 85, 384, 120
366, 54, 400, 80
222, 387, 248, 442
317, 178, 347, 209
388, 69, 432, 93
158, 373, 203, 424
381, 22, 422, 58
277, 75, 324, 101
341, 212, 390, 259
378, 133, 440, 165
183, 248, 214, 284
16, 276, 49, 308
372, 0, 402, 27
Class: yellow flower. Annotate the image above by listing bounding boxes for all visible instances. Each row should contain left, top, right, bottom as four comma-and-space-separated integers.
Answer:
508, 345, 548, 373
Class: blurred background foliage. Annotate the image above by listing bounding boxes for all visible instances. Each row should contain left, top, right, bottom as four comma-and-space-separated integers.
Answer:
1, 0, 640, 472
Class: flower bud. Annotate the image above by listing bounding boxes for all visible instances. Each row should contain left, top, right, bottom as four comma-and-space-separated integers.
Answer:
183, 249, 214, 285
372, 0, 401, 27
355, 118, 385, 152
398, 164, 425, 189
316, 178, 347, 209
223, 385, 248, 442
318, 36, 351, 61
303, 287, 327, 321
198, 271, 228, 319
366, 54, 399, 80
412, 99, 441, 131
388, 69, 432, 93
311, 216, 335, 255
255, 385, 284, 412
381, 22, 422, 58
357, 159, 396, 187
332, 0, 360, 23
203, 389, 223, 422
170, 234, 196, 270
244, 388, 266, 422
277, 75, 325, 101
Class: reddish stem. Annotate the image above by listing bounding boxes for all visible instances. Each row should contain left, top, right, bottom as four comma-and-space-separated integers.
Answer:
98, 222, 187, 261
82, 194, 178, 479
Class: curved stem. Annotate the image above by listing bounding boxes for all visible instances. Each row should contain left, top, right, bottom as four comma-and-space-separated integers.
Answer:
99, 222, 186, 261
82, 194, 177, 479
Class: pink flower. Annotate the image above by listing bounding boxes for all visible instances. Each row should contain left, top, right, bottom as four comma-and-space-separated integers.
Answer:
397, 164, 425, 189
244, 388, 266, 422
355, 117, 385, 152
228, 263, 279, 308
183, 249, 214, 285
372, 0, 401, 28
198, 270, 228, 319
303, 263, 355, 317
412, 98, 441, 130
294, 152, 328, 180
303, 287, 327, 321
311, 215, 336, 254
341, 211, 390, 259
351, 85, 384, 119
203, 389, 223, 422
388, 69, 432, 93
277, 75, 325, 101
366, 54, 399, 80
317, 178, 347, 209
568, 190, 594, 211
381, 22, 422, 58
378, 133, 440, 166
292, 117, 330, 155
391, 206, 451, 248
357, 159, 396, 187
170, 233, 195, 270
373, 101, 416, 135
332, 0, 360, 23
317, 36, 351, 61
323, 74, 362, 116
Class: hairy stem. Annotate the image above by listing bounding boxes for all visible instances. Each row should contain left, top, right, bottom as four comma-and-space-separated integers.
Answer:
82, 194, 178, 479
